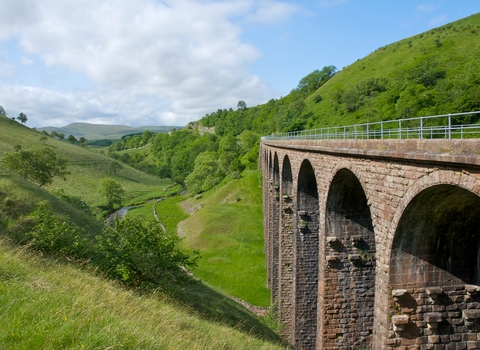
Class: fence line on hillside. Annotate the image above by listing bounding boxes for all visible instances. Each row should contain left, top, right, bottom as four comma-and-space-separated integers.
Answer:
261, 111, 480, 141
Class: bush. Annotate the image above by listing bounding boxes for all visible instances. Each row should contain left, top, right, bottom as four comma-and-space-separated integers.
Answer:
26, 202, 87, 258
96, 216, 199, 286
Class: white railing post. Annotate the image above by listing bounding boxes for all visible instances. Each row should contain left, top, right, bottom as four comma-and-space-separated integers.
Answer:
448, 114, 452, 139
420, 117, 423, 139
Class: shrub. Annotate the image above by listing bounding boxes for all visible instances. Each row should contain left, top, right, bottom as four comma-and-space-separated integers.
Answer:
96, 216, 199, 286
27, 202, 87, 258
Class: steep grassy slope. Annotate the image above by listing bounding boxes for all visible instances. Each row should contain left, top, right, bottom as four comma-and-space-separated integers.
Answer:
0, 243, 284, 349
0, 117, 172, 207
304, 13, 480, 128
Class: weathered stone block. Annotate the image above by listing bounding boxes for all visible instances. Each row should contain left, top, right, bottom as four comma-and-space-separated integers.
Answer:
426, 287, 443, 296
463, 309, 480, 320
393, 314, 410, 325
424, 312, 443, 323
466, 341, 480, 349
393, 289, 408, 297
428, 335, 441, 343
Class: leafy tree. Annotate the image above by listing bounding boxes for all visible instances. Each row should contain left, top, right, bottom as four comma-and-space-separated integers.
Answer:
78, 137, 87, 147
296, 65, 337, 95
96, 216, 199, 285
237, 100, 247, 110
185, 151, 225, 194
67, 134, 77, 144
0, 106, 6, 118
2, 146, 69, 187
58, 133, 65, 140
100, 178, 125, 209
17, 112, 27, 124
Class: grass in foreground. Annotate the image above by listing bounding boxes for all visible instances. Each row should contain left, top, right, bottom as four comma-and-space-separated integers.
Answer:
0, 242, 285, 350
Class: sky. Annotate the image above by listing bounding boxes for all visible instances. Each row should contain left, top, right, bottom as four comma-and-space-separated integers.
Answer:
0, 1, 479, 128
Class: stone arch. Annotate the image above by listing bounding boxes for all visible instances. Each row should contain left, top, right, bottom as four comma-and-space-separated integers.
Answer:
294, 159, 320, 350
386, 171, 480, 346
391, 184, 480, 288
386, 170, 480, 263
282, 155, 293, 196
323, 168, 375, 349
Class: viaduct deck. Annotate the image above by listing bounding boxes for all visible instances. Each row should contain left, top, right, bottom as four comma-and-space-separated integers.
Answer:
260, 138, 480, 349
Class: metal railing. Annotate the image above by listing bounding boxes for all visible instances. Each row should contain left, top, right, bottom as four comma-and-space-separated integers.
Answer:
261, 111, 480, 141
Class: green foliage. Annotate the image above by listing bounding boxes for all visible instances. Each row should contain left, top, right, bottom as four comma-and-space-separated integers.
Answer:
26, 202, 87, 258
296, 65, 337, 95
100, 178, 125, 209
0, 245, 283, 349
306, 13, 480, 127
17, 112, 27, 124
108, 160, 123, 175
96, 216, 199, 285
85, 139, 113, 147
2, 146, 69, 187
67, 134, 77, 144
185, 151, 225, 194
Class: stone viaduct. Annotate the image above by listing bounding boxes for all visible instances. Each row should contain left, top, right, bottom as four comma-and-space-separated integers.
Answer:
260, 138, 480, 350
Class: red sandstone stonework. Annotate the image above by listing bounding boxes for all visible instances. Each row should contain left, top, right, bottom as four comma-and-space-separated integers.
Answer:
261, 139, 480, 350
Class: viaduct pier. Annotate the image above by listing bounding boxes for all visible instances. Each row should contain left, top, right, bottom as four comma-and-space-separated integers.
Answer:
260, 113, 480, 349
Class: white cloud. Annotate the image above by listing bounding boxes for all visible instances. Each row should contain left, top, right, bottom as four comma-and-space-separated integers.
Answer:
243, 1, 300, 25
0, 0, 297, 127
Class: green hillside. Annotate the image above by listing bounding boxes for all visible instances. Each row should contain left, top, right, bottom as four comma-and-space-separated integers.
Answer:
0, 116, 284, 348
0, 117, 172, 207
38, 122, 180, 140
304, 13, 480, 128
0, 243, 283, 349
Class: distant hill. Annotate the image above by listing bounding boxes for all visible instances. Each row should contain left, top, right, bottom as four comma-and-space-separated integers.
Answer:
38, 122, 181, 140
